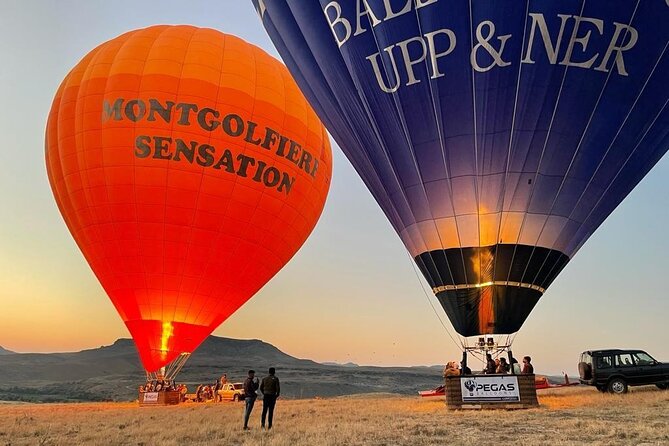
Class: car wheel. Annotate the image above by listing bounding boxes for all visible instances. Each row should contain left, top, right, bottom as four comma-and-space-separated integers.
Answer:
656, 383, 668, 390
608, 378, 628, 394
233, 394, 238, 402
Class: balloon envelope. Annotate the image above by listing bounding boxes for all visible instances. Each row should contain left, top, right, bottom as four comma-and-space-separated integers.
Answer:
46, 25, 332, 371
255, 1, 668, 336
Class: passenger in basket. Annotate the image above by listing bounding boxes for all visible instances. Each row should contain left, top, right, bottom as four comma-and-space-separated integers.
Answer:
522, 356, 534, 374
496, 357, 510, 374
484, 354, 497, 374
443, 361, 460, 379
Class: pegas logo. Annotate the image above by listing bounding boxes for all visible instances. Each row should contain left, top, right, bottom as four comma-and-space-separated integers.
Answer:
463, 379, 516, 393
461, 377, 520, 402
476, 382, 516, 392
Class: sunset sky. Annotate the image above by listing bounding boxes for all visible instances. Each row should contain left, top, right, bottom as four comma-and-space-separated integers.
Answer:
0, 1, 667, 375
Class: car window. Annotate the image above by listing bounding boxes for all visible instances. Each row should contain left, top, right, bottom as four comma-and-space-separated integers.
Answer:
616, 353, 634, 367
633, 352, 655, 365
234, 384, 243, 390
596, 356, 612, 369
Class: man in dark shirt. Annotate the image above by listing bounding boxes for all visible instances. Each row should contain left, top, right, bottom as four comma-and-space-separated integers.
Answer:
213, 378, 221, 402
522, 356, 534, 374
242, 370, 259, 430
484, 354, 497, 374
260, 367, 280, 430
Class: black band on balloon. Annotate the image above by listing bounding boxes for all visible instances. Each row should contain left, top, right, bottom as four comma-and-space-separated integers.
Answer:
414, 244, 569, 290
435, 285, 543, 337
414, 244, 569, 337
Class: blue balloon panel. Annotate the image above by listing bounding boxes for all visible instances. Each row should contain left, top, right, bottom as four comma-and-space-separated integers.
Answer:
254, 0, 669, 336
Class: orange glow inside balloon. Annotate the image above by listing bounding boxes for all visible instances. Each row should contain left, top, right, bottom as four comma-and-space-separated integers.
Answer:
45, 25, 332, 372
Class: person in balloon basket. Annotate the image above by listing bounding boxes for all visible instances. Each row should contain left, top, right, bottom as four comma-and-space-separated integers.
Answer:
522, 356, 534, 374
260, 367, 281, 430
443, 361, 460, 379
484, 354, 497, 374
496, 357, 510, 374
243, 370, 260, 430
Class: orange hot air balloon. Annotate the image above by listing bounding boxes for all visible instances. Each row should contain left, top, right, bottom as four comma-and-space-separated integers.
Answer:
45, 25, 332, 374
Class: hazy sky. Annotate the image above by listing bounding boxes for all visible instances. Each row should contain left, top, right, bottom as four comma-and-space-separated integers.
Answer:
0, 1, 667, 375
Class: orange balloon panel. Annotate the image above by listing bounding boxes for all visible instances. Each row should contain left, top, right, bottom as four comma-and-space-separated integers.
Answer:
45, 26, 332, 372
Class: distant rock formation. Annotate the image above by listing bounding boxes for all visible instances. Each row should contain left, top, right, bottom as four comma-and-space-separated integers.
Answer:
321, 361, 359, 368
0, 346, 15, 355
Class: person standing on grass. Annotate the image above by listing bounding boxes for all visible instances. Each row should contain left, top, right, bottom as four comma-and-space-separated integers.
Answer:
522, 356, 534, 374
242, 370, 259, 430
213, 378, 221, 402
260, 367, 281, 430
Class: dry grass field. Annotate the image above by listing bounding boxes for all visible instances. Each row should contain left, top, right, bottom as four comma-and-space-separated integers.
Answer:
0, 386, 667, 446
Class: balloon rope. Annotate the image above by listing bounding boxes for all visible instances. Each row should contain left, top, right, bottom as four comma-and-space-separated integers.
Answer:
509, 332, 518, 348
407, 253, 464, 350
148, 353, 191, 381
164, 353, 191, 381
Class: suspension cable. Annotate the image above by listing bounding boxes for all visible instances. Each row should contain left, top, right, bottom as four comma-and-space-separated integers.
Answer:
144, 353, 191, 383
407, 253, 464, 350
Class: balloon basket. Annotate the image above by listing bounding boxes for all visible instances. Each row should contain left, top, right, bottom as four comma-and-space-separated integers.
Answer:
444, 374, 539, 410
138, 390, 181, 407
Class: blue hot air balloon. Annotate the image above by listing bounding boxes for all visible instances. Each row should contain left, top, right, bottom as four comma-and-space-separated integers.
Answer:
253, 0, 669, 338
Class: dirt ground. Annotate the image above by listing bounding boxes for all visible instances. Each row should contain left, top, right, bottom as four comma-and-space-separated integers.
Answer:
0, 386, 667, 445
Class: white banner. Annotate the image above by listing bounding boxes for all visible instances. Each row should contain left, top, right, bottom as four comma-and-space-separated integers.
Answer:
143, 392, 159, 403
460, 376, 520, 402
